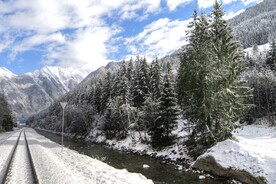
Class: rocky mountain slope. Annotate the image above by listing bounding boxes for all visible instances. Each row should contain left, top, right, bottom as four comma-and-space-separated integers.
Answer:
0, 66, 87, 121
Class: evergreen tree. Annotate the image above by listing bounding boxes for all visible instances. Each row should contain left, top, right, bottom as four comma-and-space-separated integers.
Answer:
143, 93, 159, 141
133, 57, 150, 108
149, 58, 161, 99
266, 39, 276, 71
126, 58, 135, 102
151, 65, 178, 148
94, 80, 103, 114
119, 75, 130, 105
101, 71, 112, 113
0, 94, 14, 132
178, 2, 252, 149
103, 98, 117, 139
113, 60, 127, 97
103, 96, 129, 140
126, 58, 134, 82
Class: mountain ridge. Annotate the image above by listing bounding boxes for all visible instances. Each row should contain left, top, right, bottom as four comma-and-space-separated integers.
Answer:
0, 66, 87, 121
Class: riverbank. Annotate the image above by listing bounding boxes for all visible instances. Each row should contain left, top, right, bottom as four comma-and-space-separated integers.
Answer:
192, 124, 276, 184
88, 122, 276, 184
36, 122, 276, 184
37, 120, 193, 168
28, 128, 154, 184
35, 128, 228, 184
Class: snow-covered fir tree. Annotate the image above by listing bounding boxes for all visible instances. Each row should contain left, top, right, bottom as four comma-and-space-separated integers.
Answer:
266, 39, 276, 71
94, 80, 103, 114
113, 60, 127, 97
103, 97, 117, 139
101, 71, 112, 114
178, 1, 252, 149
151, 63, 178, 148
0, 94, 14, 132
149, 58, 161, 100
133, 57, 150, 108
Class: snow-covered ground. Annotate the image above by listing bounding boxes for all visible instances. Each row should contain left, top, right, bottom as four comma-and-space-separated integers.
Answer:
87, 120, 191, 164
193, 124, 276, 184
0, 131, 15, 144
0, 130, 21, 181
25, 128, 153, 184
244, 43, 270, 56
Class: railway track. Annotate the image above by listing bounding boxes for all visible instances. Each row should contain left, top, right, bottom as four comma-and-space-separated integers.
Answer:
1, 129, 39, 184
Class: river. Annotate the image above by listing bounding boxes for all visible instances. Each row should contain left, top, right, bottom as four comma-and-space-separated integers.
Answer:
36, 130, 228, 184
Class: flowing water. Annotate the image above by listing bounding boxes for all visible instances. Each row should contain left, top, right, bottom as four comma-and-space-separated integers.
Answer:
36, 130, 228, 184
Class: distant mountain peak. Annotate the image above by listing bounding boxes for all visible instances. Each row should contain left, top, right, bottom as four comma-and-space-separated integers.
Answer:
0, 67, 17, 79
0, 65, 88, 121
38, 66, 88, 79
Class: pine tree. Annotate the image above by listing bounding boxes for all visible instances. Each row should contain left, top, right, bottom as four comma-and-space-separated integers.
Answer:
94, 80, 103, 114
177, 2, 252, 149
113, 60, 127, 97
133, 56, 150, 108
143, 93, 159, 141
103, 98, 117, 139
0, 94, 14, 132
101, 71, 112, 113
103, 96, 129, 140
126, 58, 135, 102
151, 64, 178, 148
126, 58, 134, 82
142, 58, 161, 141
149, 58, 161, 99
119, 75, 130, 105
266, 39, 276, 71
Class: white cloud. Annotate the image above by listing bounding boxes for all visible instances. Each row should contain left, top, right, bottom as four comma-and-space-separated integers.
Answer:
47, 26, 115, 72
13, 33, 66, 53
125, 18, 190, 59
0, 0, 163, 72
197, 0, 216, 9
118, 0, 161, 20
223, 0, 238, 4
241, 0, 263, 5
166, 0, 193, 11
197, 0, 262, 9
0, 34, 14, 53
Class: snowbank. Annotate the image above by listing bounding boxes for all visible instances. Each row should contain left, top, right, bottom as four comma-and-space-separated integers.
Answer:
0, 131, 21, 181
87, 120, 191, 165
192, 125, 276, 184
26, 128, 153, 184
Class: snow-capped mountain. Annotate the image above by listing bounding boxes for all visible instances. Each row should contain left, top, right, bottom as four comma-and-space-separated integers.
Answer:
0, 66, 87, 121
0, 67, 17, 79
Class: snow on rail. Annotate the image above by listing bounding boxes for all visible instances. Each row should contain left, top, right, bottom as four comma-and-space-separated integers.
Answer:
25, 128, 153, 184
5, 130, 34, 184
0, 131, 21, 182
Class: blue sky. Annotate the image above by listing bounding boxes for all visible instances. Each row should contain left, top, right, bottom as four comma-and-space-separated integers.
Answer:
0, 0, 261, 74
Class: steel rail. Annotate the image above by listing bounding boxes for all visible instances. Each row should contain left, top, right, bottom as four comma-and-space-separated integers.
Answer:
1, 130, 22, 184
24, 129, 39, 184
1, 129, 39, 184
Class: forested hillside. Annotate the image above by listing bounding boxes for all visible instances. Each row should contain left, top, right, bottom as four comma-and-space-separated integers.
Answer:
230, 0, 276, 48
